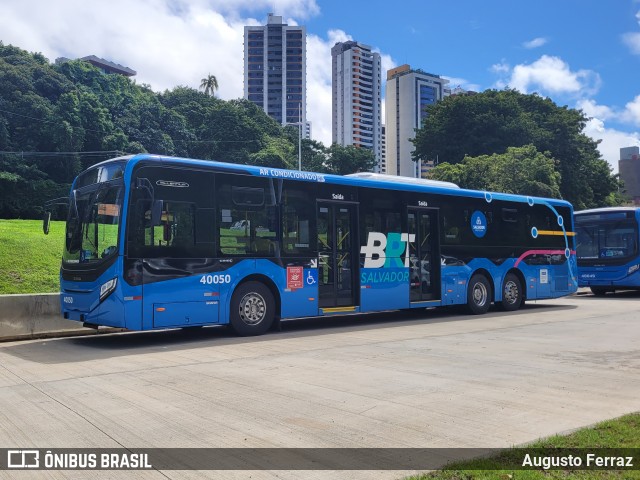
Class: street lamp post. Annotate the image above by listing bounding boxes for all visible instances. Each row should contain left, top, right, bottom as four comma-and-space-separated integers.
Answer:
298, 103, 302, 171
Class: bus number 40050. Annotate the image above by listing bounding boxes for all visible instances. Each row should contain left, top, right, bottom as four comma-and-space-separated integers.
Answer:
200, 274, 231, 285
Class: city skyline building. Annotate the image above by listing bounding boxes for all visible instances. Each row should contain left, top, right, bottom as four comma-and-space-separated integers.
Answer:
331, 41, 382, 172
619, 146, 640, 205
380, 124, 387, 174
243, 14, 307, 133
385, 64, 449, 177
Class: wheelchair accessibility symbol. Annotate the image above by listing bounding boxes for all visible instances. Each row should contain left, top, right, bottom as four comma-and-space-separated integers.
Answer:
306, 270, 317, 285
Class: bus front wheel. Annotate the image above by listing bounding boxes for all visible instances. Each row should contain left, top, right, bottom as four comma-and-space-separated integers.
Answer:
466, 274, 492, 315
230, 281, 275, 336
500, 273, 523, 311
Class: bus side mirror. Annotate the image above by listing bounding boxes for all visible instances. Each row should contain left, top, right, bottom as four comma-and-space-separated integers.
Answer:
151, 200, 163, 226
43, 211, 51, 235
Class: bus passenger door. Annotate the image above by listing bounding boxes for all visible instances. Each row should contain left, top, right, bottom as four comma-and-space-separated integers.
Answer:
317, 202, 358, 309
408, 208, 441, 302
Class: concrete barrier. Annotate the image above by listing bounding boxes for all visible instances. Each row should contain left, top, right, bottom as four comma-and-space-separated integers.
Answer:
0, 293, 109, 341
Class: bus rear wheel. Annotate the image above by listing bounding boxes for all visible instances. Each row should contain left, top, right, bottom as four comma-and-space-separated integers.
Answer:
466, 274, 492, 315
230, 281, 275, 336
500, 273, 523, 311
590, 286, 612, 296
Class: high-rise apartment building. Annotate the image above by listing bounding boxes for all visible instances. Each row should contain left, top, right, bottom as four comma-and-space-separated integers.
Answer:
244, 14, 306, 130
619, 146, 640, 204
331, 41, 382, 172
385, 64, 449, 177
380, 125, 387, 174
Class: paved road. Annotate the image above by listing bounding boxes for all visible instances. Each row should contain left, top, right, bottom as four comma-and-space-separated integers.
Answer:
0, 291, 639, 479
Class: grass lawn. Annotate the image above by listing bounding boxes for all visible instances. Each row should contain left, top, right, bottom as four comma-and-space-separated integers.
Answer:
0, 219, 65, 294
406, 412, 640, 479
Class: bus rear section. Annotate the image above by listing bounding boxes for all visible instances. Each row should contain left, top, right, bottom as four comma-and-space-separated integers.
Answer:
575, 207, 640, 295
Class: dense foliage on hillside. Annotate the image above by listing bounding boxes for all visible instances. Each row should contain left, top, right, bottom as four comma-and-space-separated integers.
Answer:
412, 89, 622, 209
2, 43, 621, 219
0, 42, 375, 218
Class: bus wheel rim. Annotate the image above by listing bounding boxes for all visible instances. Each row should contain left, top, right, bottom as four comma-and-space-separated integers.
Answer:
239, 292, 267, 325
473, 282, 488, 306
504, 280, 518, 304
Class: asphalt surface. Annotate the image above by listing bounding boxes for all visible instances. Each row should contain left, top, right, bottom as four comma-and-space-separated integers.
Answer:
0, 291, 639, 479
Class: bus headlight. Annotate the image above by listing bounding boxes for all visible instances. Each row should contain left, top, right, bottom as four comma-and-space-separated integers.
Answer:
99, 278, 118, 302
628, 264, 640, 275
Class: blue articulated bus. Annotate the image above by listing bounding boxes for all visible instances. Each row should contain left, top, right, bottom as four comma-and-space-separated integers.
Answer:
575, 207, 640, 295
44, 154, 578, 336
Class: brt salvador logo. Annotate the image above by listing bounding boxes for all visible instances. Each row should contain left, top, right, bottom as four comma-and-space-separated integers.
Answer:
471, 211, 487, 238
360, 232, 415, 268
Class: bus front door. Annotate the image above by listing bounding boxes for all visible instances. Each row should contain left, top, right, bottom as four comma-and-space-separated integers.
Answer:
317, 202, 358, 309
408, 208, 441, 302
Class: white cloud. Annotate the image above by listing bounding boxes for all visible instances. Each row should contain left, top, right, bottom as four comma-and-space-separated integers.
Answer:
443, 76, 481, 93
583, 118, 640, 174
490, 61, 510, 89
561, 100, 640, 175
490, 61, 510, 75
622, 94, 640, 126
506, 55, 601, 96
186, 0, 320, 20
0, 0, 254, 98
522, 37, 548, 49
621, 10, 640, 54
0, 0, 369, 146
577, 96, 640, 129
622, 32, 640, 54
576, 99, 616, 121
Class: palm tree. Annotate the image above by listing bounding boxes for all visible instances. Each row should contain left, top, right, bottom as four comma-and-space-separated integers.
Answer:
199, 74, 219, 97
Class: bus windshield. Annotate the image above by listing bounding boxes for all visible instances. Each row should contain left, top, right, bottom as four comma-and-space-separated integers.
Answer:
575, 216, 638, 263
62, 182, 124, 265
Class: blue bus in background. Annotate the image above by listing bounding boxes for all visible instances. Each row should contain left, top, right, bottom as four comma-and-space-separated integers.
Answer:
44, 154, 578, 336
575, 207, 640, 295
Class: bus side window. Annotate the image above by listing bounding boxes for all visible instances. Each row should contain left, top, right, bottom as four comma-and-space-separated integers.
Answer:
217, 176, 278, 257
444, 220, 460, 243
127, 167, 215, 259
145, 201, 196, 256
282, 183, 313, 256
441, 206, 462, 245
502, 208, 518, 223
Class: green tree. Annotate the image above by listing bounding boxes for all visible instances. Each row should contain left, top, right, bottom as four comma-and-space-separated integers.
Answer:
412, 89, 619, 209
325, 144, 377, 175
0, 154, 69, 218
160, 86, 215, 139
249, 137, 296, 169
282, 126, 328, 172
199, 74, 219, 97
301, 139, 329, 172
428, 145, 562, 198
195, 99, 287, 164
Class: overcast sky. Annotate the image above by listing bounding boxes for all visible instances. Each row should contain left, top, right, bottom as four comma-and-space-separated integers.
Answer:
2, 0, 640, 173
